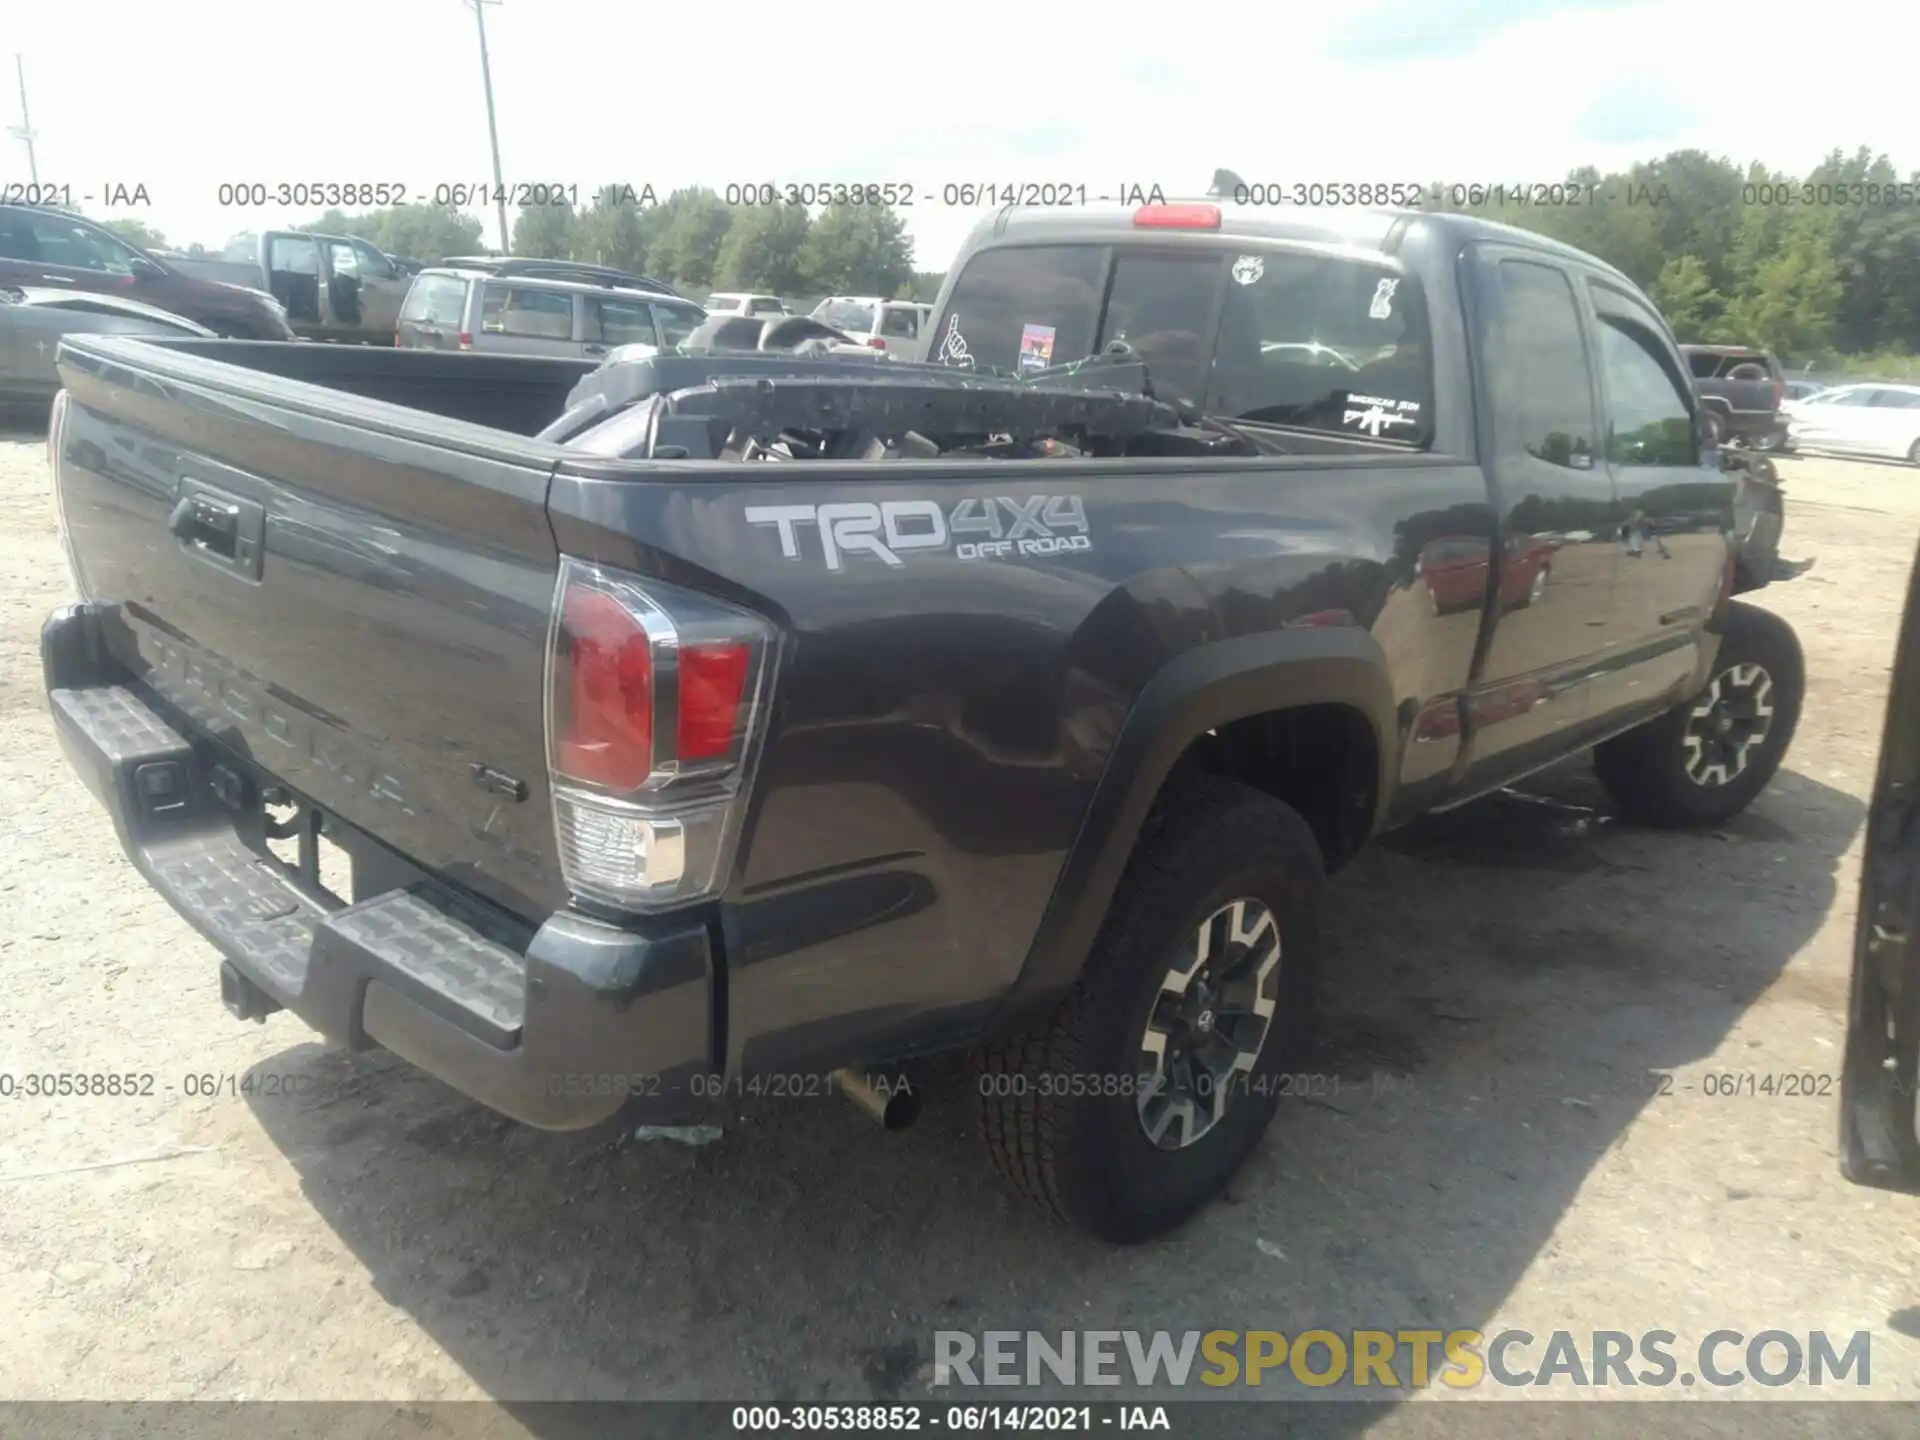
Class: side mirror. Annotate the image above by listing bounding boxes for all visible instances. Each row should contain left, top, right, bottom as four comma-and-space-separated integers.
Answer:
128, 257, 162, 277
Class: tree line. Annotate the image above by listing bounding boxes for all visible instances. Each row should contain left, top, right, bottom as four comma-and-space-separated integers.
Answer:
1434, 146, 1920, 379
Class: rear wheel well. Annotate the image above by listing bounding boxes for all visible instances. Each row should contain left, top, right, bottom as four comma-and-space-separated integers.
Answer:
1171, 704, 1379, 872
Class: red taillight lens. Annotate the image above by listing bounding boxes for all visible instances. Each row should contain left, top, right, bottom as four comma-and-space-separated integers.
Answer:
1774, 378, 1786, 406
1133, 203, 1221, 230
867, 336, 887, 350
458, 331, 473, 350
678, 643, 750, 760
554, 587, 654, 790
393, 333, 403, 348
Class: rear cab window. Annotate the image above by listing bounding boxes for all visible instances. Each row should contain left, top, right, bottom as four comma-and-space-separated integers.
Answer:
653, 303, 705, 347
931, 241, 1434, 446
481, 283, 576, 339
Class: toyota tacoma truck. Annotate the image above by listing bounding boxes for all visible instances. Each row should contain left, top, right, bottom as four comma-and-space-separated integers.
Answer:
42, 202, 1804, 1244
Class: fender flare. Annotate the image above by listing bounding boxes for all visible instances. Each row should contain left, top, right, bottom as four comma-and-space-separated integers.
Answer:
990, 627, 1399, 1030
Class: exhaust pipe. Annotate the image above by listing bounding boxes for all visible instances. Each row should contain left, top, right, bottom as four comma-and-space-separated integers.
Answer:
834, 1067, 921, 1131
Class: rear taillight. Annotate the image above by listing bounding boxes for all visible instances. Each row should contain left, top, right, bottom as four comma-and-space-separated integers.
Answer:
545, 557, 776, 912
867, 337, 887, 350
458, 331, 473, 351
1773, 377, 1786, 407
46, 389, 86, 601
394, 333, 403, 348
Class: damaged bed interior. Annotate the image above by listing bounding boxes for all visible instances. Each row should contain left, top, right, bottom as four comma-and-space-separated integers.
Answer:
124, 328, 1428, 469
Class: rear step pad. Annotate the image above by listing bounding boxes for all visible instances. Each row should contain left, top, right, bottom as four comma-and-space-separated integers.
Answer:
54, 682, 527, 1049
324, 890, 526, 1043
149, 834, 325, 1001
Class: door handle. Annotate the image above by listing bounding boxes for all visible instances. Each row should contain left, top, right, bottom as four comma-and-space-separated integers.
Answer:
171, 478, 265, 580
582, 343, 608, 356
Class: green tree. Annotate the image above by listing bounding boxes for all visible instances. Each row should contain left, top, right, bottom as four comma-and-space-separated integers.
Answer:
798, 204, 913, 298
648, 188, 735, 290
512, 197, 576, 259
1650, 254, 1721, 340
713, 201, 813, 293
569, 185, 651, 272
295, 204, 481, 261
99, 218, 167, 251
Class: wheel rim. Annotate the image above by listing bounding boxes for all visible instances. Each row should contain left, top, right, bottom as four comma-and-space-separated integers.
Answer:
1136, 898, 1282, 1151
1682, 662, 1775, 786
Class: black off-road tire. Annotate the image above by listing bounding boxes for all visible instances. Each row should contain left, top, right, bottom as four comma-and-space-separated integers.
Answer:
1593, 600, 1804, 828
974, 776, 1323, 1243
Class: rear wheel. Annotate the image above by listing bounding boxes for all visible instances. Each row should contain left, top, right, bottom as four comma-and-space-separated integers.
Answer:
1593, 600, 1804, 827
975, 776, 1323, 1243
1701, 409, 1726, 446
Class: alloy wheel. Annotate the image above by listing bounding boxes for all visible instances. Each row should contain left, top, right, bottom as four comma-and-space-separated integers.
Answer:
1682, 663, 1775, 786
1136, 898, 1282, 1150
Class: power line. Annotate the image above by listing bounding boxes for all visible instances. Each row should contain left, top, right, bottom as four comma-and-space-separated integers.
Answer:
465, 0, 510, 253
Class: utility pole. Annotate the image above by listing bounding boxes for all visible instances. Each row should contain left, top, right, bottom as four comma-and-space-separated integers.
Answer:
9, 54, 38, 187
465, 0, 510, 254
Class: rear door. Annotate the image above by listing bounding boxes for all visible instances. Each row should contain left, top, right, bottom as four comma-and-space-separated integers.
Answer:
582, 293, 659, 359
1841, 528, 1920, 1190
1456, 244, 1618, 787
1584, 276, 1732, 717
476, 282, 582, 357
348, 238, 411, 341
395, 273, 469, 349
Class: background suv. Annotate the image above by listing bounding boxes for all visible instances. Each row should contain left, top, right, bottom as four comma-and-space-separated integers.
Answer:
396, 268, 708, 357
0, 203, 295, 340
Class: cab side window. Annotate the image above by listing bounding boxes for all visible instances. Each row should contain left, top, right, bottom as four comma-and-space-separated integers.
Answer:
1594, 315, 1695, 467
1481, 259, 1597, 470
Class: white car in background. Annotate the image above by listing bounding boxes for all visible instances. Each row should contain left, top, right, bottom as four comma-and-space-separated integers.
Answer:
703, 292, 790, 320
810, 296, 931, 357
1785, 382, 1920, 465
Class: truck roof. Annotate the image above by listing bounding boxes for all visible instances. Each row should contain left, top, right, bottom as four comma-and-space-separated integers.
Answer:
961, 200, 1641, 288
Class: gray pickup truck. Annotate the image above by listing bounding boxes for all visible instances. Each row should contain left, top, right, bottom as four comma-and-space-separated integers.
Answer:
43, 201, 1803, 1243
168, 230, 409, 344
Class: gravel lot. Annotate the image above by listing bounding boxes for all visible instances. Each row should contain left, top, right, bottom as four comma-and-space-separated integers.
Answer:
5, 423, 1920, 1432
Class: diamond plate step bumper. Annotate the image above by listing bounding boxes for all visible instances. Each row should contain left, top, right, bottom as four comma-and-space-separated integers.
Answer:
44, 605, 714, 1131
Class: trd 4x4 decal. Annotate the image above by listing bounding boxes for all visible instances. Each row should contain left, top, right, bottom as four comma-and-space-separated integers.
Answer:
744, 495, 1091, 572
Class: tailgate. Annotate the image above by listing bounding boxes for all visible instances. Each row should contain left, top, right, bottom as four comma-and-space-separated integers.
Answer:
51, 338, 566, 921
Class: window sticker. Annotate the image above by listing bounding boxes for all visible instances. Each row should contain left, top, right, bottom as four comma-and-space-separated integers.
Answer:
1017, 322, 1057, 374
1368, 278, 1400, 320
1342, 392, 1421, 438
1231, 255, 1265, 286
935, 313, 976, 368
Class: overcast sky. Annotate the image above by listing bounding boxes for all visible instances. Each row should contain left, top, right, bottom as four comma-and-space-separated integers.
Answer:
5, 0, 1908, 269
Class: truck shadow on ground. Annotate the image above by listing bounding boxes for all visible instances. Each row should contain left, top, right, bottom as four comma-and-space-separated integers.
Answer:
243, 754, 1864, 1432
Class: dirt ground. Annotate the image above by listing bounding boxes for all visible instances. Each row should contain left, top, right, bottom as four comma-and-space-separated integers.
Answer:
5, 427, 1920, 1433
